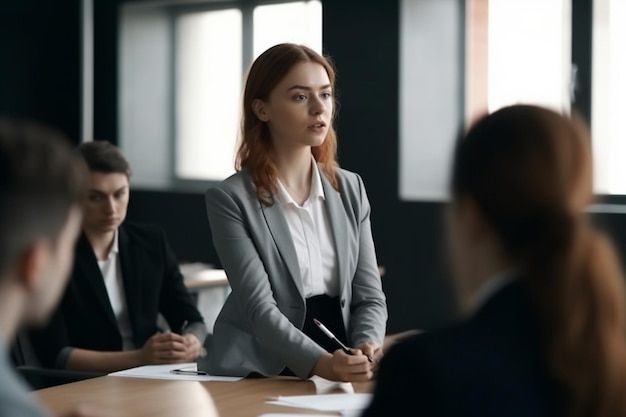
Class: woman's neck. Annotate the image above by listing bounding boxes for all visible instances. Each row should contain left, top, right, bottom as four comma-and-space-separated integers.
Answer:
276, 147, 314, 203
84, 229, 116, 261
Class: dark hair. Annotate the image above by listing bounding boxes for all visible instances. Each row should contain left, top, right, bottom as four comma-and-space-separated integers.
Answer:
236, 43, 339, 205
451, 104, 626, 417
78, 140, 131, 176
0, 118, 86, 276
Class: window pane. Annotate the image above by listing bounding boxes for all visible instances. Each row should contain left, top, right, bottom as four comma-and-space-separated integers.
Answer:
487, 0, 571, 113
175, 9, 242, 180
592, 0, 626, 194
399, 0, 464, 201
253, 1, 322, 58
119, 6, 172, 188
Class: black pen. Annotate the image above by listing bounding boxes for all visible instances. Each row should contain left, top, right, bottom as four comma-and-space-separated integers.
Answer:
313, 318, 374, 363
169, 368, 208, 376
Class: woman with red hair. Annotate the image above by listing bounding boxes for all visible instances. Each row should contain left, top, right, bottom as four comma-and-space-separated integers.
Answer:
204, 43, 387, 382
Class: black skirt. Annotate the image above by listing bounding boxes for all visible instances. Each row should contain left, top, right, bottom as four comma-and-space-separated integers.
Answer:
280, 293, 347, 376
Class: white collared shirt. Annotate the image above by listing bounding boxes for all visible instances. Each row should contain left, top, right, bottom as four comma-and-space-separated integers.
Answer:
276, 159, 339, 298
97, 230, 134, 350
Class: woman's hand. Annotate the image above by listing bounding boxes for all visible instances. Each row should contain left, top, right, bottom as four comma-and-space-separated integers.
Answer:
354, 341, 383, 374
139, 332, 189, 364
312, 349, 375, 382
182, 333, 206, 360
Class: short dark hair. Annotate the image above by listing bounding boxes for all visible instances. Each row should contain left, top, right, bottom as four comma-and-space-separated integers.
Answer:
78, 140, 131, 176
0, 118, 86, 276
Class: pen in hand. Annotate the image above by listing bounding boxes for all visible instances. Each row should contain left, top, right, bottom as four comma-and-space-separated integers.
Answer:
313, 318, 374, 363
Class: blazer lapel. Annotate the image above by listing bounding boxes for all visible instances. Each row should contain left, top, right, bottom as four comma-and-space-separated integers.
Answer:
75, 232, 118, 328
320, 170, 349, 294
117, 225, 142, 340
261, 197, 305, 299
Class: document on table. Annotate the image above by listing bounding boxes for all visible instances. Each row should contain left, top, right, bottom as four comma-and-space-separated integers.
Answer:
258, 412, 361, 417
108, 362, 242, 382
308, 375, 354, 394
266, 393, 372, 412
257, 415, 332, 417
258, 413, 360, 417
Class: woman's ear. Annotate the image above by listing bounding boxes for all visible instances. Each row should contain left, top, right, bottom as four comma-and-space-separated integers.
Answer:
252, 99, 269, 122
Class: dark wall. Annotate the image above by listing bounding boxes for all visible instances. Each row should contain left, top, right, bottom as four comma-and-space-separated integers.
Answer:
0, 0, 81, 144
125, 189, 218, 265
93, 0, 119, 142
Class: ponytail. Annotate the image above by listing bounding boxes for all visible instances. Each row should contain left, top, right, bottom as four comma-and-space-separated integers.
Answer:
453, 105, 626, 417
526, 218, 626, 417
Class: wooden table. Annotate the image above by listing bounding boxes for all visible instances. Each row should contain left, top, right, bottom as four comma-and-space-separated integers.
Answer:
34, 375, 373, 417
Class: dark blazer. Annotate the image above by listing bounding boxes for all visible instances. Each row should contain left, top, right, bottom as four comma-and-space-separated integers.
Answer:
30, 222, 206, 369
362, 280, 564, 417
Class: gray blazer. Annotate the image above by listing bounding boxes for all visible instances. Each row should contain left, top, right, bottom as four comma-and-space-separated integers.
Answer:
204, 166, 387, 379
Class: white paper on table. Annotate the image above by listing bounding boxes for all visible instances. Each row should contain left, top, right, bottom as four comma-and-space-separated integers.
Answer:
256, 413, 362, 417
266, 393, 372, 412
308, 375, 354, 394
108, 362, 242, 382
257, 415, 335, 417
341, 410, 364, 417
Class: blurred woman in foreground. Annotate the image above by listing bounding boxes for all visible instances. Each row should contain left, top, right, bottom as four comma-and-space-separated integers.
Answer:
363, 105, 626, 417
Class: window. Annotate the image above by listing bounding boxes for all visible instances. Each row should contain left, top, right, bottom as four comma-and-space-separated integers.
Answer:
399, 0, 464, 201
466, 0, 626, 199
592, 0, 626, 195
253, 2, 322, 59
119, 1, 322, 188
399, 0, 572, 202
466, 0, 572, 123
174, 10, 243, 181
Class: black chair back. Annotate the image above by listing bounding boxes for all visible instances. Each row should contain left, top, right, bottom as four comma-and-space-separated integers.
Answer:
11, 330, 104, 390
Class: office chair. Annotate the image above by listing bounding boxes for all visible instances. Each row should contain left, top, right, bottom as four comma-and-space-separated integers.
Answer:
11, 330, 104, 390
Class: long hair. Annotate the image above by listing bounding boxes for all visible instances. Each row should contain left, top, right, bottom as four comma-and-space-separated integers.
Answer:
235, 43, 339, 205
451, 105, 626, 417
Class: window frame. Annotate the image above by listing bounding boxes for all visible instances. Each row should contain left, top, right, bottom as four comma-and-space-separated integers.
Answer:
571, 0, 626, 204
162, 0, 321, 191
465, 0, 624, 205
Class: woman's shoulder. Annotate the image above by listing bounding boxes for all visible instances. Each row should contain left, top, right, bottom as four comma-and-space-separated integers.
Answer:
322, 165, 365, 194
333, 166, 362, 183
206, 170, 252, 197
205, 170, 263, 212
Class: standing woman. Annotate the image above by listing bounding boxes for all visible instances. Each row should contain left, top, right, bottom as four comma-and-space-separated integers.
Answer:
204, 43, 387, 381
362, 105, 626, 417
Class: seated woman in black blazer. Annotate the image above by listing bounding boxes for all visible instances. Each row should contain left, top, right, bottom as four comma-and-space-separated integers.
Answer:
30, 141, 208, 373
363, 105, 626, 417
